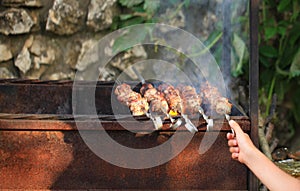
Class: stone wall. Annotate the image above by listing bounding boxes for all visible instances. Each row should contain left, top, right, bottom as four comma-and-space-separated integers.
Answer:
0, 0, 227, 80
0, 0, 122, 80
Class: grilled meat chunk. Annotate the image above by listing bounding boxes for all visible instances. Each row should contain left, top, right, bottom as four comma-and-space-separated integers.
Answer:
140, 83, 169, 114
200, 82, 232, 115
177, 85, 202, 115
158, 83, 182, 115
114, 83, 149, 116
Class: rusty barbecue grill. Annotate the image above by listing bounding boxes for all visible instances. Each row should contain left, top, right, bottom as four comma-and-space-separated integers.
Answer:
0, 79, 252, 190
0, 0, 259, 190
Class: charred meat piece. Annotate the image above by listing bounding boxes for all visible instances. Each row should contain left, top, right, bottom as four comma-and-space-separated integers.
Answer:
158, 83, 182, 115
200, 82, 232, 115
140, 83, 169, 114
128, 98, 150, 116
140, 83, 152, 95
201, 82, 220, 105
114, 83, 139, 104
215, 97, 232, 115
177, 85, 202, 115
114, 83, 149, 116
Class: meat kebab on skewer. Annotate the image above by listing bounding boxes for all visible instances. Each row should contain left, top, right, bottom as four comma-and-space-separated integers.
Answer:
114, 83, 149, 116
176, 84, 202, 115
139, 83, 169, 129
132, 66, 181, 129
140, 83, 169, 114
114, 82, 163, 130
200, 82, 234, 134
200, 82, 232, 117
177, 84, 213, 131
158, 83, 198, 133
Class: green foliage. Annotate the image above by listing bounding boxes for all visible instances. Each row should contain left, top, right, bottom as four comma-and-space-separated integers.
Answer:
168, 0, 190, 7
143, 0, 160, 16
112, 27, 149, 54
112, 0, 191, 52
232, 33, 249, 77
289, 48, 300, 77
113, 0, 191, 29
119, 0, 144, 8
258, 0, 300, 139
113, 0, 161, 29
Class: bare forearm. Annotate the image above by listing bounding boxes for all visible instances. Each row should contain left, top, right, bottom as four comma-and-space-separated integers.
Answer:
227, 120, 300, 190
245, 147, 300, 191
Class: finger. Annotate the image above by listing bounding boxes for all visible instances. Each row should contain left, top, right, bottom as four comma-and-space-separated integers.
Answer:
227, 132, 235, 140
228, 139, 238, 147
229, 147, 239, 153
232, 152, 239, 160
229, 120, 244, 136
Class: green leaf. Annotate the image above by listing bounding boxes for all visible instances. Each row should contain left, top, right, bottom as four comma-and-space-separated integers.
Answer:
144, 0, 160, 16
184, 0, 191, 8
259, 68, 274, 88
280, 46, 297, 69
278, 20, 289, 27
132, 5, 146, 13
204, 30, 222, 47
275, 76, 291, 102
292, 0, 300, 21
277, 26, 286, 36
264, 17, 276, 26
211, 45, 222, 65
264, 27, 277, 40
119, 14, 134, 21
289, 48, 300, 77
289, 23, 300, 46
119, 0, 144, 8
112, 26, 149, 54
277, 20, 289, 36
292, 96, 300, 123
120, 16, 145, 28
169, 0, 180, 5
259, 45, 278, 58
259, 55, 271, 68
285, 84, 300, 123
231, 33, 248, 77
110, 16, 120, 30
277, 0, 291, 12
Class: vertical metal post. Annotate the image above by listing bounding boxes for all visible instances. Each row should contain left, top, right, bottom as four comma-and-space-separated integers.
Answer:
249, 0, 259, 190
222, 0, 231, 97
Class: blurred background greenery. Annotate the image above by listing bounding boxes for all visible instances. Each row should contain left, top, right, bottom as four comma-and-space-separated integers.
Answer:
258, 0, 300, 151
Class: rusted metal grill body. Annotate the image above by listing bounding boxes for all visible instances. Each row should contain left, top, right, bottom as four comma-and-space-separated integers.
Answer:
0, 0, 259, 190
1, 80, 250, 190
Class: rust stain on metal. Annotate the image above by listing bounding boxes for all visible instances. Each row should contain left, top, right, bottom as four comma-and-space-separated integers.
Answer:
0, 131, 73, 189
0, 130, 248, 190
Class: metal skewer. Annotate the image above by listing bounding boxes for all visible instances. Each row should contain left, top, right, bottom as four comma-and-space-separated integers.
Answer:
145, 111, 163, 130
160, 107, 182, 129
181, 114, 198, 133
225, 113, 235, 137
226, 100, 247, 137
115, 79, 162, 131
198, 107, 214, 132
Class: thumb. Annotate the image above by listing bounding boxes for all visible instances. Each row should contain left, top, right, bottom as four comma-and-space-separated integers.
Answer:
229, 120, 244, 136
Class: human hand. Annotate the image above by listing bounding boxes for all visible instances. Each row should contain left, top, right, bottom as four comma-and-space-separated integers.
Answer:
227, 120, 257, 164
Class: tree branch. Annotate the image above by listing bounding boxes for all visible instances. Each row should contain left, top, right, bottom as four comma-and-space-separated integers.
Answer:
259, 125, 272, 160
